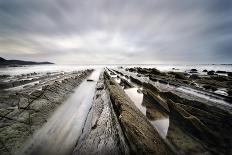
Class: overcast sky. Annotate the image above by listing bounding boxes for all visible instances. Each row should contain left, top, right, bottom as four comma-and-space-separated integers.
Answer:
0, 0, 231, 64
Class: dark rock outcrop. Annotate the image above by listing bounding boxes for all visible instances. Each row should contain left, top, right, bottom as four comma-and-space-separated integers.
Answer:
190, 69, 198, 73
0, 57, 54, 66
228, 72, 232, 77
130, 76, 143, 85
207, 70, 215, 75
189, 74, 199, 80
169, 72, 188, 80
202, 69, 208, 72
216, 70, 227, 74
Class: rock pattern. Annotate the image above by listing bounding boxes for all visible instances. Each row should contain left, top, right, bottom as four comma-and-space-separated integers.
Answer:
113, 68, 232, 155
104, 71, 173, 155
167, 100, 230, 154
125, 67, 232, 101
0, 72, 65, 91
73, 73, 129, 155
1, 66, 231, 155
0, 70, 92, 155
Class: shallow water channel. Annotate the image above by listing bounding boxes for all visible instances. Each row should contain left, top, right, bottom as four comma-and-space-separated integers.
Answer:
21, 69, 101, 155
124, 87, 169, 138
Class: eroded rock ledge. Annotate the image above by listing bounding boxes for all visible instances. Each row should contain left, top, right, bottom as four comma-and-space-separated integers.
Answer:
0, 69, 92, 155
103, 71, 173, 155
73, 73, 129, 155
114, 68, 232, 154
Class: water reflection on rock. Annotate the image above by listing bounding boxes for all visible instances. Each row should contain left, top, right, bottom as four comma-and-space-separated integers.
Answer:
109, 68, 232, 154
124, 87, 212, 154
125, 87, 170, 138
151, 119, 169, 138
125, 88, 145, 114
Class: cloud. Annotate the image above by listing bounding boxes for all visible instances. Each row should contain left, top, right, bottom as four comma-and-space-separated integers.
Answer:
0, 0, 231, 64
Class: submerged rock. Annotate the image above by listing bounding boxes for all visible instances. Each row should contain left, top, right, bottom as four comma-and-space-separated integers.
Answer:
190, 69, 198, 73
207, 70, 215, 75
202, 69, 208, 72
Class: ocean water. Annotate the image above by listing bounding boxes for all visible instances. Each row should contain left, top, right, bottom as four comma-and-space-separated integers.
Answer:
0, 64, 231, 76
125, 64, 232, 72
0, 64, 102, 75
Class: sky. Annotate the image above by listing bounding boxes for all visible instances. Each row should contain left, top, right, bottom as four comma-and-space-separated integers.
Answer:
0, 0, 232, 64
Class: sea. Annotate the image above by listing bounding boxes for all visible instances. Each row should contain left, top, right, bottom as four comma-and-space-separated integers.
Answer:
0, 64, 232, 76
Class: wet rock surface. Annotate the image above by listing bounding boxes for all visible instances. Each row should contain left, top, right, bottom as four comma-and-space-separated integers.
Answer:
125, 67, 232, 101
110, 67, 232, 155
0, 70, 92, 155
104, 71, 173, 155
0, 72, 63, 91
73, 73, 129, 155
1, 66, 232, 155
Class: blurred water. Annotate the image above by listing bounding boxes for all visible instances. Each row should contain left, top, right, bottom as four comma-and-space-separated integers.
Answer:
0, 64, 105, 75
21, 69, 101, 155
1, 64, 231, 76
124, 87, 170, 138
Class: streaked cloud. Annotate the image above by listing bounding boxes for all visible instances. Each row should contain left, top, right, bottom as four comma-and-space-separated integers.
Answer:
0, 0, 231, 64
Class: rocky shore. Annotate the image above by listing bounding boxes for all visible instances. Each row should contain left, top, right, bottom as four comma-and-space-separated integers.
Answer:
0, 69, 92, 155
104, 71, 174, 155
0, 66, 231, 155
110, 67, 232, 155
125, 67, 232, 100
73, 73, 130, 155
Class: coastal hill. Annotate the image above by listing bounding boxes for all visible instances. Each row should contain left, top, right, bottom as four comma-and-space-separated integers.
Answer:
0, 57, 54, 66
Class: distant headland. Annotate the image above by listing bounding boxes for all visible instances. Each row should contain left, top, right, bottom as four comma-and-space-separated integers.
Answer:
0, 57, 54, 66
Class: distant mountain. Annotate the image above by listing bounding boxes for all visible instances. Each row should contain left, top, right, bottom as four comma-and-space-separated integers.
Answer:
0, 57, 54, 66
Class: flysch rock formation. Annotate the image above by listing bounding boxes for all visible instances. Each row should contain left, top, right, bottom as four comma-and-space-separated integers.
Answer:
112, 68, 232, 155
1, 66, 231, 155
0, 70, 93, 155
103, 71, 174, 155
73, 73, 130, 155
